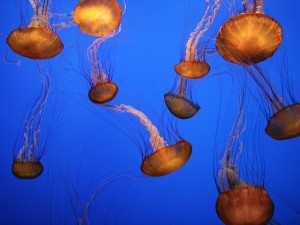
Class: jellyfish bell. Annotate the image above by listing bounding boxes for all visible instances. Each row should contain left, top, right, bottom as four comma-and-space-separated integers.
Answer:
174, 61, 210, 79
74, 0, 122, 36
6, 27, 63, 60
265, 104, 300, 140
88, 81, 118, 104
164, 93, 200, 119
12, 160, 43, 179
216, 185, 274, 225
141, 139, 192, 176
216, 1, 283, 65
6, 0, 65, 59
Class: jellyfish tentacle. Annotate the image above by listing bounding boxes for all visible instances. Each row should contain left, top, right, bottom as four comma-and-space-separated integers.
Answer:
175, 77, 188, 97
29, 0, 38, 15
87, 27, 121, 85
51, 12, 77, 31
185, 0, 210, 62
191, 0, 221, 61
17, 62, 50, 161
255, 0, 263, 13
106, 104, 167, 152
247, 65, 284, 112
219, 91, 246, 190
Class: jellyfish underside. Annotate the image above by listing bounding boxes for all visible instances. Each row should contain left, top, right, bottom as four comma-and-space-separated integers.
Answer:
12, 160, 43, 179
164, 93, 200, 119
74, 0, 122, 36
6, 27, 63, 59
89, 81, 118, 104
216, 185, 274, 225
174, 61, 210, 79
265, 104, 300, 140
216, 13, 282, 64
140, 139, 192, 176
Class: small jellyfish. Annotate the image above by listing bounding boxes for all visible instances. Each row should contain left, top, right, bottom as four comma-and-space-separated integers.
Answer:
105, 104, 192, 176
6, 0, 72, 59
87, 28, 120, 104
74, 0, 122, 36
214, 94, 274, 224
165, 0, 220, 119
12, 62, 50, 179
216, 0, 283, 65
164, 77, 200, 119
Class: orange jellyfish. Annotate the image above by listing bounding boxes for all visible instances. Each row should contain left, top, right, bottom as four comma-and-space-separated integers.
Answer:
74, 0, 122, 36
105, 104, 192, 176
165, 0, 220, 119
6, 0, 68, 59
214, 96, 274, 224
87, 28, 120, 104
244, 63, 300, 140
164, 77, 200, 119
12, 62, 50, 179
216, 0, 283, 65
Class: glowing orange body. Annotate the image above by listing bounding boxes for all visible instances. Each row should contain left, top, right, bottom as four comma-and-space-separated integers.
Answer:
164, 93, 200, 119
74, 0, 122, 36
141, 139, 192, 176
216, 185, 274, 225
216, 13, 282, 64
89, 82, 118, 104
265, 104, 300, 140
7, 27, 63, 59
174, 61, 210, 79
12, 160, 43, 179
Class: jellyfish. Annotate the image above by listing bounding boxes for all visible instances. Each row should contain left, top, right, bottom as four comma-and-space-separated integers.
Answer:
214, 90, 274, 225
73, 0, 122, 37
12, 62, 50, 179
164, 77, 200, 119
6, 0, 73, 59
242, 62, 300, 140
87, 27, 120, 104
216, 0, 283, 65
104, 104, 192, 176
164, 0, 220, 119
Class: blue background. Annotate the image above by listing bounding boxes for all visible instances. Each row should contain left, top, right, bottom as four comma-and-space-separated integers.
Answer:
0, 0, 300, 224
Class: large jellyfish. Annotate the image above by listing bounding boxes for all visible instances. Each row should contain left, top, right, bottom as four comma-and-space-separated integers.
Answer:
6, 0, 72, 59
104, 104, 192, 176
73, 0, 122, 37
164, 0, 220, 119
87, 28, 121, 104
216, 0, 283, 65
214, 91, 274, 224
12, 62, 50, 179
